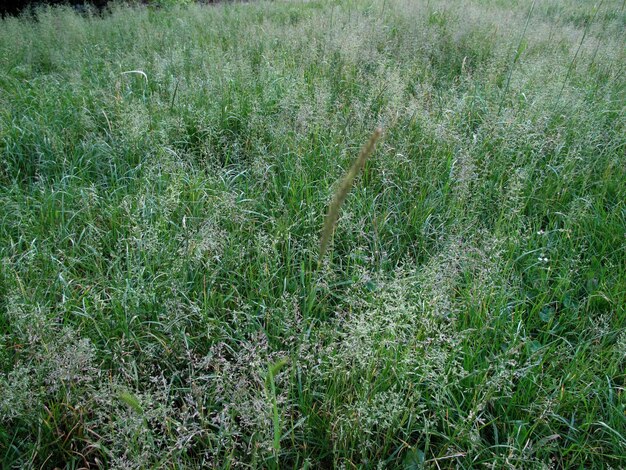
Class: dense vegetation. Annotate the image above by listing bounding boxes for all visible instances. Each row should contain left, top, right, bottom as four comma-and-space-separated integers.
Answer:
2, 0, 103, 17
1, 0, 207, 17
1, 0, 624, 468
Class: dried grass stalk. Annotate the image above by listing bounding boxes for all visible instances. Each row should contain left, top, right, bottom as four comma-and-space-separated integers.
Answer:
319, 127, 383, 262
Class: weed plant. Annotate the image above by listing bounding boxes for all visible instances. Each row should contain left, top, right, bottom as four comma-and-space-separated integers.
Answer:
0, 0, 625, 468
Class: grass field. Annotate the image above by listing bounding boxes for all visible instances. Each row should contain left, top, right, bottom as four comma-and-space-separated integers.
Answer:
1, 0, 625, 467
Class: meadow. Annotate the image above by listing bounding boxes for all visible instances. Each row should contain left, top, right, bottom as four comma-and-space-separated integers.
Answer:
0, 0, 624, 467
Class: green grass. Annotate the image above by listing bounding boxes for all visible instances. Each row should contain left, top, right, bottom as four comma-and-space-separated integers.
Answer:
0, 0, 624, 468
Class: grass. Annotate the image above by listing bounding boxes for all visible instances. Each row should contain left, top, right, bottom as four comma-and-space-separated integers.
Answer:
0, 0, 624, 468
319, 127, 382, 262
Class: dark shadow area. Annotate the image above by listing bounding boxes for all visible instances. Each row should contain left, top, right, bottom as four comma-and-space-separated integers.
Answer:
1, 0, 109, 16
1, 0, 230, 17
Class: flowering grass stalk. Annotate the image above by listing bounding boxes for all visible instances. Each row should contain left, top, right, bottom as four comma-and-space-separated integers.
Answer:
319, 127, 382, 263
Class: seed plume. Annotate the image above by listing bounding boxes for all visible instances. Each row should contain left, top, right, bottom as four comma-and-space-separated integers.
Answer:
319, 127, 382, 262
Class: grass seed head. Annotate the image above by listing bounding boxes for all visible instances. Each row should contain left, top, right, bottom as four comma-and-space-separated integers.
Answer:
319, 127, 383, 262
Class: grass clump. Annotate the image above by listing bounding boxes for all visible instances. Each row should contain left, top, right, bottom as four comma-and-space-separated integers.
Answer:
0, 0, 625, 468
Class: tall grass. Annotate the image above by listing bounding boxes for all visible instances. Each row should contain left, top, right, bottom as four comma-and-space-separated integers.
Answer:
0, 0, 624, 468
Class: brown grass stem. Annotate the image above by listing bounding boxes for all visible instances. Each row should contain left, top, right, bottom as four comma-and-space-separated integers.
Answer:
319, 127, 382, 263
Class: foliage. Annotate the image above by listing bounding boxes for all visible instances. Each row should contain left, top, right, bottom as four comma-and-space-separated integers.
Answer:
0, 0, 624, 468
